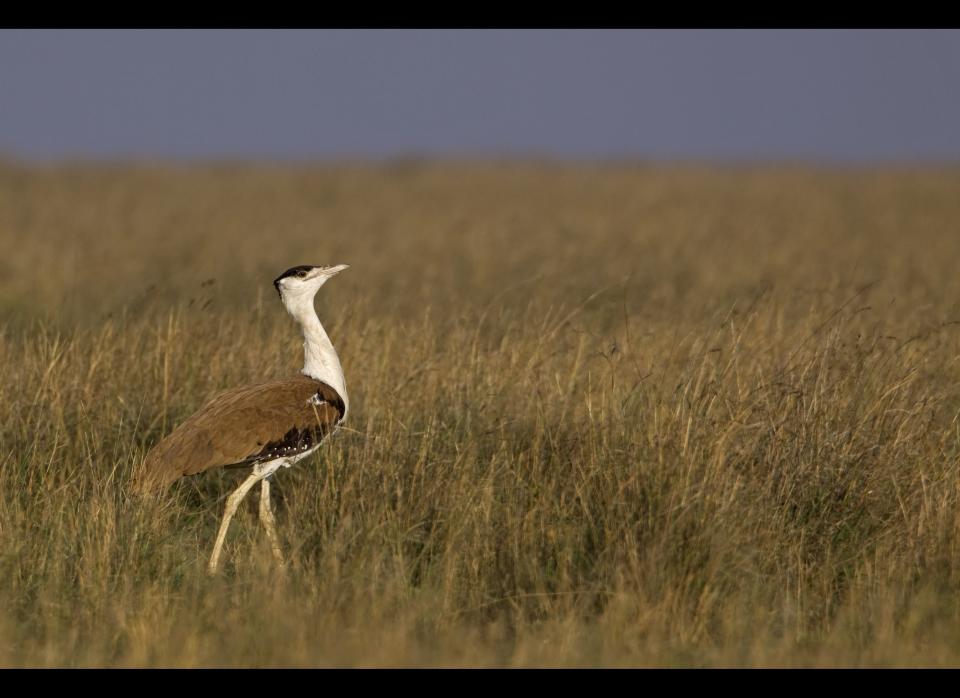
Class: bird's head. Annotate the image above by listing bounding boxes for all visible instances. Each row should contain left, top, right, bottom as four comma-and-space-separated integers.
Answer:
273, 264, 348, 317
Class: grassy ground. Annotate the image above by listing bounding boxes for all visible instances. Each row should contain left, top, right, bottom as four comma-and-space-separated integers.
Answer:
2, 160, 960, 666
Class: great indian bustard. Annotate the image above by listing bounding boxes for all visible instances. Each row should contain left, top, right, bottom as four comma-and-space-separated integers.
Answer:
131, 264, 350, 574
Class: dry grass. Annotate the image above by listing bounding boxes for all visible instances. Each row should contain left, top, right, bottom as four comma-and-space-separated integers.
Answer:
2, 160, 960, 666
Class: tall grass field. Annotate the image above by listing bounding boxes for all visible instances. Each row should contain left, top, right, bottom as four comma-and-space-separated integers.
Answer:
2, 161, 960, 666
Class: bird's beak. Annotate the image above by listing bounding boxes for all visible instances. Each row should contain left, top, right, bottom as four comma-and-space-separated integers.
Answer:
324, 264, 349, 276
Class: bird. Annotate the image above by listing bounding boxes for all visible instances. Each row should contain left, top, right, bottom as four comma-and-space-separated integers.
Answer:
131, 264, 350, 574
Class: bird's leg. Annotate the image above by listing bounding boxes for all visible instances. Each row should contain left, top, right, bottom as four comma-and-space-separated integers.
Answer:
259, 477, 285, 567
208, 470, 264, 575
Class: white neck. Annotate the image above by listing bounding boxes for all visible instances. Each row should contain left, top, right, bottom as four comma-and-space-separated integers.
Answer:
288, 298, 349, 420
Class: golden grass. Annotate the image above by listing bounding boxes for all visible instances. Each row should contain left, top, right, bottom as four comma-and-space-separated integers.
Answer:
2, 160, 960, 666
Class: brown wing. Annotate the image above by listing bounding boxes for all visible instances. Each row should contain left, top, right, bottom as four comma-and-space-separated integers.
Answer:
131, 375, 344, 495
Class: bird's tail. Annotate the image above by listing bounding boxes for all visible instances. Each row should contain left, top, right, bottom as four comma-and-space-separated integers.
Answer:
128, 451, 176, 497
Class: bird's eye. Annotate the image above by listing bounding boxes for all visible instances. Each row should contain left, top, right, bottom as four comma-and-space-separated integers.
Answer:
297, 270, 307, 278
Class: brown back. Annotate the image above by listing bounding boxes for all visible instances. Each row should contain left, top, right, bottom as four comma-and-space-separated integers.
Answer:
131, 375, 344, 494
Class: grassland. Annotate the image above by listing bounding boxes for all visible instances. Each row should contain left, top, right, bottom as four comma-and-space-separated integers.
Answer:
2, 160, 960, 666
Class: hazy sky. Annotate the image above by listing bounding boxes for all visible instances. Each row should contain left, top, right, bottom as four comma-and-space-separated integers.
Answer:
1, 29, 959, 162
